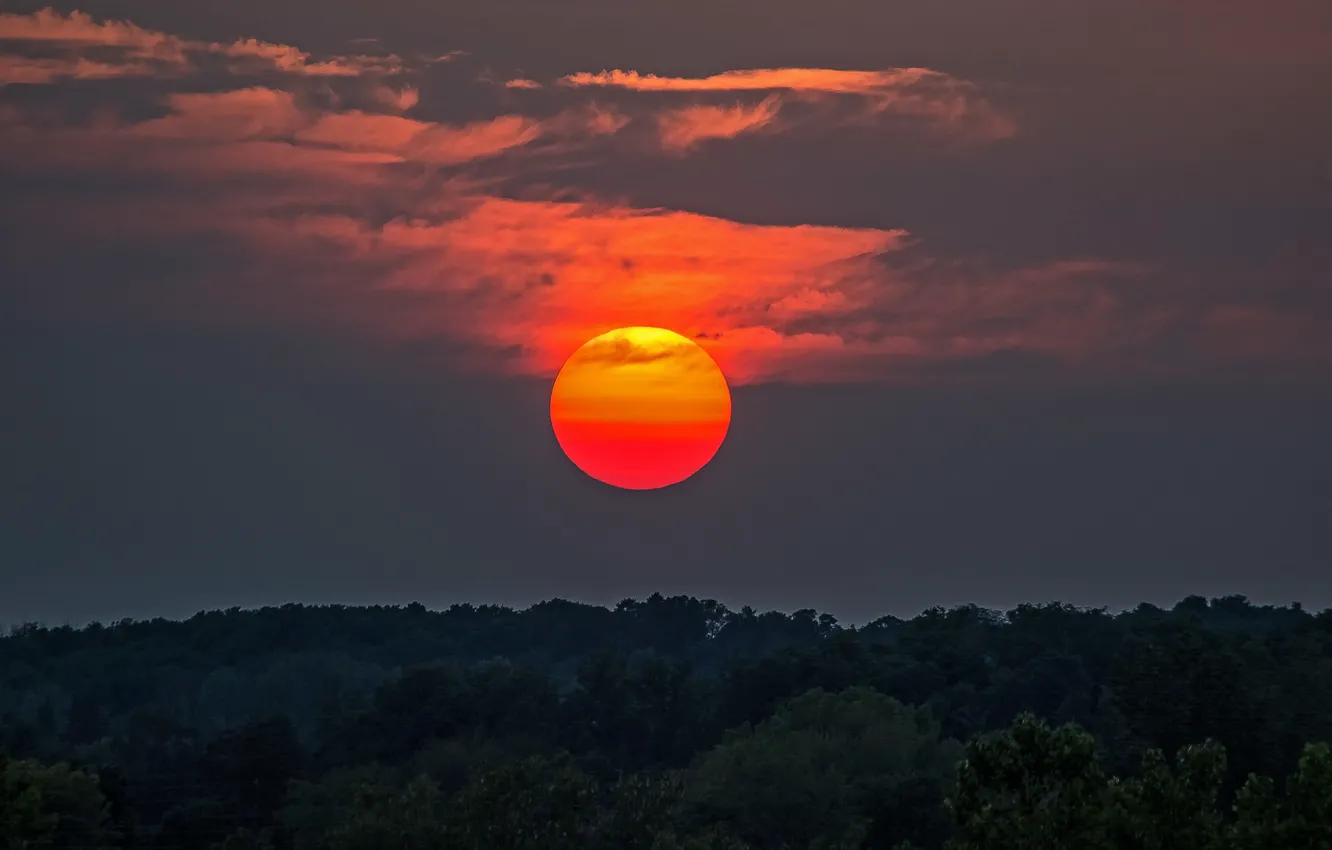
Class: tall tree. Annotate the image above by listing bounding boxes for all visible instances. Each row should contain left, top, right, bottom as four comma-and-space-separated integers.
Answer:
684, 687, 962, 850
948, 713, 1112, 850
1, 755, 57, 850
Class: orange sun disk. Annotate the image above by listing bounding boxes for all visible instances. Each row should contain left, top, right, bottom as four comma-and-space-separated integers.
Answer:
549, 327, 732, 490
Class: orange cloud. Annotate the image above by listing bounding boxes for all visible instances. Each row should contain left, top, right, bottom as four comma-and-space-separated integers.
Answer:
237, 195, 1194, 383
399, 115, 546, 165
0, 54, 156, 85
295, 105, 624, 164
247, 196, 908, 381
561, 67, 941, 95
294, 111, 546, 164
0, 9, 400, 82
546, 103, 630, 138
371, 86, 420, 112
9, 78, 1316, 383
0, 8, 190, 63
656, 94, 781, 152
558, 66, 1016, 142
7, 9, 1318, 384
219, 38, 399, 77
132, 88, 308, 141
1, 84, 617, 172
0, 74, 1168, 386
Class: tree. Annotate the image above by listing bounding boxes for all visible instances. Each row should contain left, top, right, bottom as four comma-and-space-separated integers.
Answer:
319, 775, 450, 850
648, 829, 751, 850
1279, 741, 1332, 847
1228, 741, 1332, 849
447, 754, 598, 850
209, 828, 274, 850
948, 713, 1112, 850
594, 772, 684, 850
200, 715, 306, 828
1109, 742, 1226, 850
1110, 625, 1266, 789
157, 799, 233, 850
683, 687, 962, 849
3, 758, 114, 850
1229, 773, 1282, 850
1, 755, 57, 850
282, 765, 397, 850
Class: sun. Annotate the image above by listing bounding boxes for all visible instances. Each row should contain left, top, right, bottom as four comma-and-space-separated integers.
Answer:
549, 327, 732, 490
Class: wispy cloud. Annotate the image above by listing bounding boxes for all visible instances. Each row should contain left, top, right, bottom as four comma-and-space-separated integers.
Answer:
656, 94, 781, 152
561, 67, 942, 95
0, 53, 156, 85
0, 8, 402, 85
0, 8, 191, 62
297, 111, 547, 164
553, 66, 1016, 142
4, 8, 1322, 384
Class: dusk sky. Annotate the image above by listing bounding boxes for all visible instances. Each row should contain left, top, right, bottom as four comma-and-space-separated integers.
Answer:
2, 0, 1329, 626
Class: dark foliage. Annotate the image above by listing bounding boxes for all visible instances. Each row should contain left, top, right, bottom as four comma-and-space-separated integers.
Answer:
2, 593, 1330, 848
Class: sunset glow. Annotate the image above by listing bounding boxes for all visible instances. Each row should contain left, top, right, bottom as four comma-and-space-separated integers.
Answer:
550, 327, 732, 490
1, 6, 1323, 403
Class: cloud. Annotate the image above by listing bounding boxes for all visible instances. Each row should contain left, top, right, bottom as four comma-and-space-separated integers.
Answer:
218, 38, 399, 77
656, 94, 781, 152
572, 333, 679, 366
371, 86, 419, 112
0, 8, 400, 84
0, 91, 620, 177
546, 103, 630, 138
3, 8, 1325, 386
290, 102, 625, 165
295, 111, 548, 164
554, 66, 1016, 142
394, 196, 901, 358
0, 54, 156, 85
0, 8, 190, 63
561, 67, 942, 95
132, 88, 309, 141
6, 66, 1322, 385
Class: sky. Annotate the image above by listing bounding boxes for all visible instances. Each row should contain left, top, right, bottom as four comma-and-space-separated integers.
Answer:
1, 0, 1330, 626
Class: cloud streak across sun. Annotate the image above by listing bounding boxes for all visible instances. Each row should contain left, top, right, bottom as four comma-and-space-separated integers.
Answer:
3, 7, 1326, 386
550, 327, 732, 489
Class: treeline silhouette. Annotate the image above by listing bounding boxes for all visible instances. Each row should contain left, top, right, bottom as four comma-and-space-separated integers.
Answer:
2, 594, 1331, 848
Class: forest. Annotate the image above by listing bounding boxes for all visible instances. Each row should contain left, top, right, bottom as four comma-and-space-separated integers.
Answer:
2, 594, 1331, 849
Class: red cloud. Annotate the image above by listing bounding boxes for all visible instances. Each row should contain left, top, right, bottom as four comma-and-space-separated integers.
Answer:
225, 196, 909, 381
4, 9, 1322, 384
7, 82, 1321, 382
